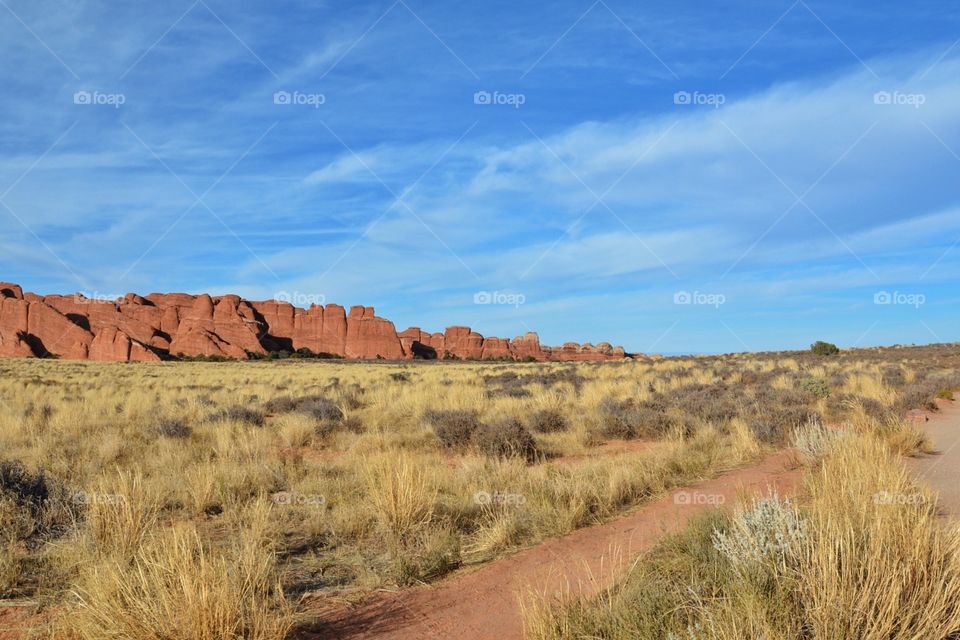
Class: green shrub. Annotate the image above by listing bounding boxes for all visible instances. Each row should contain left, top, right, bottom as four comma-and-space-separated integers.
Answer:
810, 341, 840, 356
799, 376, 830, 399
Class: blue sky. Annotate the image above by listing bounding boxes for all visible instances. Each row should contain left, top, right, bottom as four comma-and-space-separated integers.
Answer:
1, 0, 958, 354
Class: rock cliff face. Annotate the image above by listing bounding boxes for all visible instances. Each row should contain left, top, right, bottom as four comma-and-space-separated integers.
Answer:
0, 282, 629, 362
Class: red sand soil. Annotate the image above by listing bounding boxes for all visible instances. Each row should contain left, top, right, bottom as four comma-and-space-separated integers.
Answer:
295, 450, 802, 640
0, 602, 40, 640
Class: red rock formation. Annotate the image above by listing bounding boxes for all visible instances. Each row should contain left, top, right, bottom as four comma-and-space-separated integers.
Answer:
0, 283, 629, 363
481, 337, 512, 360
443, 326, 485, 360
346, 306, 404, 359
25, 299, 94, 359
89, 327, 161, 362
0, 283, 23, 299
510, 332, 547, 361
0, 326, 33, 358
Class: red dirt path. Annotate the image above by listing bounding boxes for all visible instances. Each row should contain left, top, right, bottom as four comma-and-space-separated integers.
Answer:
296, 450, 802, 640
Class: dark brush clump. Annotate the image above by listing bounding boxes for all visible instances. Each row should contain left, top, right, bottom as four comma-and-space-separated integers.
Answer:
598, 398, 679, 440
472, 418, 539, 462
483, 368, 586, 397
746, 388, 820, 444
0, 459, 79, 539
824, 393, 889, 422
881, 365, 907, 388
341, 415, 365, 434
895, 380, 946, 413
297, 397, 344, 422
263, 395, 344, 422
661, 383, 741, 423
211, 405, 265, 426
0, 460, 52, 514
529, 409, 568, 433
263, 395, 300, 413
422, 409, 483, 449
423, 410, 540, 461
152, 417, 193, 439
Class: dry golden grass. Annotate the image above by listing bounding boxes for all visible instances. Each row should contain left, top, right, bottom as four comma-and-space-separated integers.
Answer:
0, 345, 956, 637
60, 519, 291, 640
798, 436, 960, 639
364, 453, 437, 540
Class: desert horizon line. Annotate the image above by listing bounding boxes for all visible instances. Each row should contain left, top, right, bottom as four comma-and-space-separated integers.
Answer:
1, 280, 952, 362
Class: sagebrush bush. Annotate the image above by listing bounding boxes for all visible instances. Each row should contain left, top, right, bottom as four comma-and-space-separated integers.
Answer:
297, 397, 343, 422
791, 420, 846, 463
597, 398, 687, 441
881, 365, 906, 388
712, 492, 806, 584
263, 394, 343, 423
0, 459, 77, 539
0, 459, 53, 514
472, 418, 539, 462
211, 405, 265, 426
423, 409, 482, 449
529, 409, 568, 433
152, 417, 192, 439
262, 395, 299, 413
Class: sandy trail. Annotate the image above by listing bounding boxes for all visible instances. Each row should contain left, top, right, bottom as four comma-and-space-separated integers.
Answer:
908, 398, 960, 517
297, 451, 801, 640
